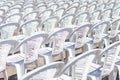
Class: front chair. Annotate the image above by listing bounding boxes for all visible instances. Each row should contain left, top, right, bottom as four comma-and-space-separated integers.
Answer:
0, 40, 18, 80
20, 62, 65, 80
7, 33, 48, 80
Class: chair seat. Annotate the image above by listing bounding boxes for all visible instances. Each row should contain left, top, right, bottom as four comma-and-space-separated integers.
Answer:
108, 30, 120, 38
64, 42, 75, 49
54, 74, 72, 80
88, 63, 110, 79
9, 35, 25, 41
93, 34, 108, 43
7, 53, 24, 64
38, 47, 52, 56
75, 37, 93, 48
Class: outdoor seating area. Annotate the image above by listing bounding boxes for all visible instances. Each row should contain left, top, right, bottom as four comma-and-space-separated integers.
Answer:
0, 0, 120, 80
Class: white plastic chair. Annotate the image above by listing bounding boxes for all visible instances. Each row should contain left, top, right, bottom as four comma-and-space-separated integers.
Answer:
6, 7, 22, 16
0, 23, 19, 39
88, 21, 110, 48
0, 16, 4, 25
55, 0, 65, 6
88, 41, 120, 80
100, 8, 112, 21
36, 5, 47, 13
87, 2, 97, 13
0, 9, 5, 16
57, 49, 101, 80
48, 3, 59, 12
65, 6, 78, 15
89, 10, 101, 24
76, 4, 87, 13
105, 2, 115, 9
39, 16, 59, 32
20, 19, 40, 36
0, 5, 10, 12
7, 33, 48, 80
68, 23, 93, 51
96, 3, 106, 10
10, 3, 23, 9
109, 18, 120, 42
59, 14, 74, 28
69, 1, 80, 8
112, 6, 120, 19
53, 7, 65, 19
23, 11, 38, 22
60, 2, 70, 9
38, 9, 53, 22
5, 13, 22, 24
38, 28, 72, 63
20, 62, 66, 80
74, 12, 90, 25
23, 6, 34, 16
0, 40, 18, 80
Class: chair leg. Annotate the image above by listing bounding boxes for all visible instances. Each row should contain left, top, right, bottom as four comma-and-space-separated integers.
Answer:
103, 36, 109, 48
86, 41, 93, 50
34, 60, 38, 68
116, 66, 120, 80
44, 55, 53, 64
3, 70, 8, 80
109, 69, 117, 80
14, 61, 25, 80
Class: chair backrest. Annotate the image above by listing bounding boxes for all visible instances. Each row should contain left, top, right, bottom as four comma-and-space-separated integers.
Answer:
39, 9, 53, 22
106, 2, 115, 9
6, 7, 21, 16
0, 5, 10, 12
109, 18, 120, 38
57, 49, 102, 80
65, 6, 78, 15
56, 1, 65, 6
100, 8, 112, 21
20, 19, 39, 35
69, 23, 93, 48
0, 23, 18, 39
87, 3, 97, 13
10, 3, 23, 9
90, 10, 101, 24
88, 21, 110, 43
23, 6, 34, 16
15, 33, 48, 63
76, 4, 87, 13
69, 1, 80, 8
74, 12, 90, 25
39, 16, 59, 32
59, 14, 74, 28
112, 6, 120, 19
53, 7, 65, 19
98, 41, 120, 77
97, 3, 106, 10
60, 2, 70, 9
48, 4, 59, 11
0, 16, 3, 24
36, 5, 47, 13
0, 9, 5, 16
5, 13, 22, 24
46, 28, 72, 55
0, 40, 18, 71
23, 11, 38, 22
21, 62, 64, 80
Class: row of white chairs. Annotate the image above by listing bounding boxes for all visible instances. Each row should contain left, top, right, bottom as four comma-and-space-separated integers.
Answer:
0, 0, 120, 80
19, 40, 120, 80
